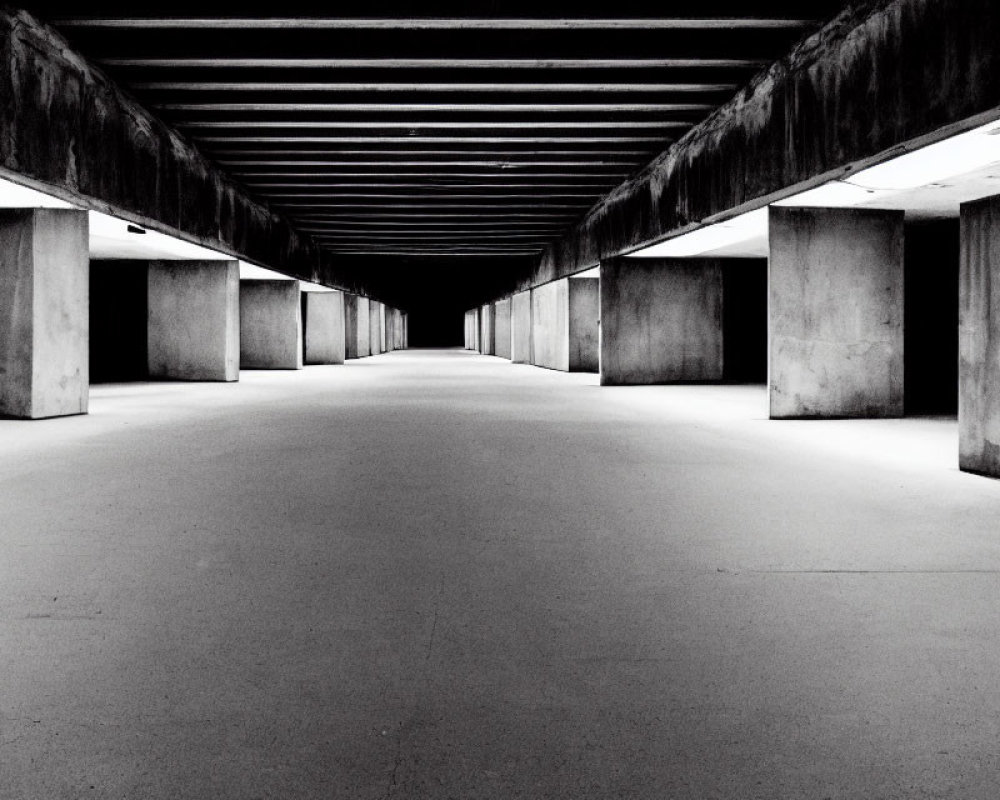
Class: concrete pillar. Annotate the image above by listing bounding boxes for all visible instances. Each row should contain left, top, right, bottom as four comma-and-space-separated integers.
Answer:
147, 260, 239, 381
384, 307, 396, 352
600, 258, 722, 385
369, 299, 383, 355
402, 312, 408, 349
530, 278, 599, 372
344, 294, 364, 359
344, 295, 371, 358
495, 298, 512, 360
531, 281, 569, 370
239, 279, 302, 370
769, 207, 904, 418
468, 307, 480, 352
0, 208, 88, 418
302, 290, 345, 365
465, 309, 476, 350
569, 277, 599, 372
958, 195, 1000, 476
480, 303, 495, 355
511, 290, 531, 364
393, 309, 404, 350
379, 303, 387, 353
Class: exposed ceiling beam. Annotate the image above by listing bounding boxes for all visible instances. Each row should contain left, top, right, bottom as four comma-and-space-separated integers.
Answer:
177, 120, 693, 129
52, 18, 816, 30
100, 57, 769, 69
157, 103, 715, 113
134, 81, 736, 92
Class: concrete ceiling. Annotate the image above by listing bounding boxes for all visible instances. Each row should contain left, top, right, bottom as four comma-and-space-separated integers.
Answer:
25, 1, 848, 261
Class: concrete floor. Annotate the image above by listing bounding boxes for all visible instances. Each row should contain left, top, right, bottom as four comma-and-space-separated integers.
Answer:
2, 349, 1000, 799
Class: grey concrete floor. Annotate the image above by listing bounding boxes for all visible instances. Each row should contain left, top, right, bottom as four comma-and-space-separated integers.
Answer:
2, 349, 1000, 799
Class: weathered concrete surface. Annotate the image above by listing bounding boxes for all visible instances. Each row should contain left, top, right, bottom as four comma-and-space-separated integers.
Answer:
769, 207, 904, 419
392, 309, 404, 351
511, 291, 532, 364
148, 260, 239, 382
531, 280, 569, 371
600, 259, 722, 386
344, 294, 361, 359
0, 9, 383, 296
5, 354, 1000, 799
303, 291, 346, 366
465, 309, 480, 351
959, 195, 1000, 476
568, 278, 600, 373
385, 307, 397, 353
379, 304, 387, 354
239, 280, 302, 370
353, 296, 371, 358
494, 298, 512, 360
520, 0, 1000, 290
369, 300, 383, 356
0, 208, 88, 418
480, 304, 496, 356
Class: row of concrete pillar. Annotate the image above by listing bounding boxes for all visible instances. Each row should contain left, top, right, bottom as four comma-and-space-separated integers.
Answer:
0, 208, 407, 420
468, 203, 1000, 479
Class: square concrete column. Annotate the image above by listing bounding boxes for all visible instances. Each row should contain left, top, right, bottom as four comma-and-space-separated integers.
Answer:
0, 208, 88, 418
531, 280, 569, 370
494, 298, 512, 360
569, 276, 599, 372
385, 307, 396, 352
344, 293, 367, 359
302, 290, 345, 365
480, 303, 495, 355
600, 258, 722, 385
530, 278, 600, 372
148, 260, 239, 381
958, 194, 1000, 476
369, 299, 383, 355
239, 279, 302, 369
392, 309, 404, 350
511, 290, 531, 363
379, 303, 387, 353
769, 207, 904, 418
465, 309, 477, 350
469, 307, 481, 352
402, 312, 408, 349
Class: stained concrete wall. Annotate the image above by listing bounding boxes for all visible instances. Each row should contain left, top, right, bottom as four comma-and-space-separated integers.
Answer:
148, 260, 240, 381
0, 9, 380, 297
600, 258, 722, 385
568, 277, 600, 372
531, 280, 569, 371
303, 290, 345, 365
522, 0, 1000, 290
959, 195, 1000, 475
0, 208, 88, 418
511, 291, 531, 364
494, 298, 512, 360
239, 280, 302, 370
369, 300, 383, 355
90, 260, 148, 383
769, 207, 904, 419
